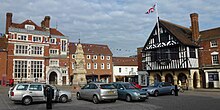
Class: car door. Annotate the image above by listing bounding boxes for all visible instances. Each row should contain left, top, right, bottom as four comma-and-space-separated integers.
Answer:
117, 84, 125, 99
88, 84, 98, 100
80, 84, 90, 99
29, 84, 44, 101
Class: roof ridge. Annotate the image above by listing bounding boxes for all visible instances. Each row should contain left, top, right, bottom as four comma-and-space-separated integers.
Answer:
200, 27, 220, 33
159, 19, 191, 31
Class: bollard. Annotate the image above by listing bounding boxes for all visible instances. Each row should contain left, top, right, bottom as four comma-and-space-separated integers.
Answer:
174, 85, 178, 96
46, 87, 52, 109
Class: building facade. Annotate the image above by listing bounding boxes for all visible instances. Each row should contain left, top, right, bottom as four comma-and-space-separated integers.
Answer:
0, 37, 8, 86
4, 13, 69, 85
142, 13, 201, 89
69, 43, 113, 83
113, 57, 138, 83
199, 28, 220, 88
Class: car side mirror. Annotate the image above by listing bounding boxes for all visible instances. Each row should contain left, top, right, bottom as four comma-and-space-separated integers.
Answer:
120, 88, 124, 90
159, 85, 162, 88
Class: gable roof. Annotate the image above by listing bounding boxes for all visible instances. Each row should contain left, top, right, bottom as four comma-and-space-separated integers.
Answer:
69, 42, 113, 56
113, 57, 137, 66
200, 27, 220, 40
11, 20, 44, 31
159, 19, 196, 46
50, 28, 64, 36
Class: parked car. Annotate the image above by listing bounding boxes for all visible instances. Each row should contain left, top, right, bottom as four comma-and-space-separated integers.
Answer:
142, 82, 175, 97
112, 82, 148, 102
130, 82, 142, 89
76, 82, 118, 104
8, 82, 72, 105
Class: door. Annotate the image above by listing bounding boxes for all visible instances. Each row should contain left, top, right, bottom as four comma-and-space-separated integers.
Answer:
117, 84, 125, 99
62, 76, 66, 85
80, 84, 90, 99
29, 84, 44, 101
88, 84, 98, 100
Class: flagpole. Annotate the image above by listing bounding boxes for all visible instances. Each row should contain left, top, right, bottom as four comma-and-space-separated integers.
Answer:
155, 1, 160, 43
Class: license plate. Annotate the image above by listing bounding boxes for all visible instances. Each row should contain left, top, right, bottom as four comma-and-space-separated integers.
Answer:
108, 91, 114, 94
140, 95, 146, 97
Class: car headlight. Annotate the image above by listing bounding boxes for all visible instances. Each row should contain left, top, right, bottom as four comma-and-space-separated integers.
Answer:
133, 92, 140, 96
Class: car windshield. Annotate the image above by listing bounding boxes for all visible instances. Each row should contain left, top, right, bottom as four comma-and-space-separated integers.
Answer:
100, 84, 115, 89
150, 83, 160, 87
122, 83, 136, 89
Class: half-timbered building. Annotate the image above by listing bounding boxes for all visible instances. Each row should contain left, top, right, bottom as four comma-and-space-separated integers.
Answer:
142, 13, 201, 89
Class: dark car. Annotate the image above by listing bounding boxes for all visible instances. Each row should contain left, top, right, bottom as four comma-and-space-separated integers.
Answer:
112, 82, 148, 102
142, 82, 175, 97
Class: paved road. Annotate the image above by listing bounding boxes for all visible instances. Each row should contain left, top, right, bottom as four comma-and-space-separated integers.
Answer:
1, 86, 220, 110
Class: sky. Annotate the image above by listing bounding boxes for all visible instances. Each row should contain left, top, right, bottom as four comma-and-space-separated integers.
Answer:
0, 0, 220, 57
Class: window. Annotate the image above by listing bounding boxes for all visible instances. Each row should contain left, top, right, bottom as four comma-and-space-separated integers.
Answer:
101, 55, 104, 60
61, 39, 67, 52
16, 85, 28, 90
189, 47, 196, 58
50, 38, 56, 44
50, 49, 58, 55
49, 59, 59, 66
119, 68, 121, 73
31, 46, 43, 55
15, 45, 28, 55
101, 63, 104, 69
31, 61, 43, 78
212, 55, 219, 65
14, 60, 28, 79
62, 69, 67, 74
208, 72, 219, 81
29, 85, 42, 91
87, 63, 91, 69
107, 63, 110, 69
17, 35, 27, 41
72, 54, 75, 59
107, 56, 110, 60
94, 63, 97, 69
25, 24, 35, 30
87, 55, 90, 59
93, 55, 97, 60
89, 84, 98, 89
210, 41, 218, 47
72, 62, 75, 69
33, 36, 42, 42
131, 68, 134, 72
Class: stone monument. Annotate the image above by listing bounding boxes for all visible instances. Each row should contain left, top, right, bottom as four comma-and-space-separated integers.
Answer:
72, 41, 87, 91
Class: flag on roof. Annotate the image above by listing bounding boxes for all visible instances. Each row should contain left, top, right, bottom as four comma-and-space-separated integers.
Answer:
145, 4, 156, 14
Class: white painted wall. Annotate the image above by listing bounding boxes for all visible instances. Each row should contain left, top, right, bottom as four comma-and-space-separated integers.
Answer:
113, 65, 138, 82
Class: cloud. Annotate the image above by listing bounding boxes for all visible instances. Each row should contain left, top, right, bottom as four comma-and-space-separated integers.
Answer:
0, 0, 220, 56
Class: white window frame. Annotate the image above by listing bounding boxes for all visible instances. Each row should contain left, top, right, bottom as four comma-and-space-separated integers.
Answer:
49, 59, 59, 66
101, 63, 104, 69
107, 56, 110, 60
14, 44, 29, 55
72, 54, 76, 59
49, 49, 59, 55
210, 40, 218, 47
94, 63, 97, 69
17, 34, 28, 41
87, 63, 91, 69
60, 39, 68, 54
25, 24, 35, 30
30, 46, 44, 56
93, 55, 97, 60
87, 55, 91, 59
50, 38, 56, 44
101, 55, 104, 60
32, 36, 42, 42
107, 63, 110, 69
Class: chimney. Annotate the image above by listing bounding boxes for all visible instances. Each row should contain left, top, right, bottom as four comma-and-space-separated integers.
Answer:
41, 20, 45, 27
190, 13, 199, 42
44, 16, 50, 28
6, 12, 13, 34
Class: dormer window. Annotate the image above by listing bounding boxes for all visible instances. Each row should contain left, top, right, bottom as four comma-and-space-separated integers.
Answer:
25, 24, 35, 30
33, 36, 42, 42
210, 40, 218, 47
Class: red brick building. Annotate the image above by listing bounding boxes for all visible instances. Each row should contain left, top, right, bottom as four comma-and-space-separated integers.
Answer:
69, 43, 113, 83
0, 37, 8, 85
4, 13, 69, 85
199, 27, 220, 88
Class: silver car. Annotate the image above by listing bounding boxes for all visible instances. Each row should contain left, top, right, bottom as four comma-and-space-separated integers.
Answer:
76, 82, 118, 104
8, 83, 72, 105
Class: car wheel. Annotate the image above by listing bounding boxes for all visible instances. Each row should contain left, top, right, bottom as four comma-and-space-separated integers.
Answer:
76, 93, 81, 100
22, 97, 32, 105
60, 95, 68, 103
126, 95, 132, 102
92, 95, 99, 104
170, 89, 175, 95
154, 91, 159, 97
